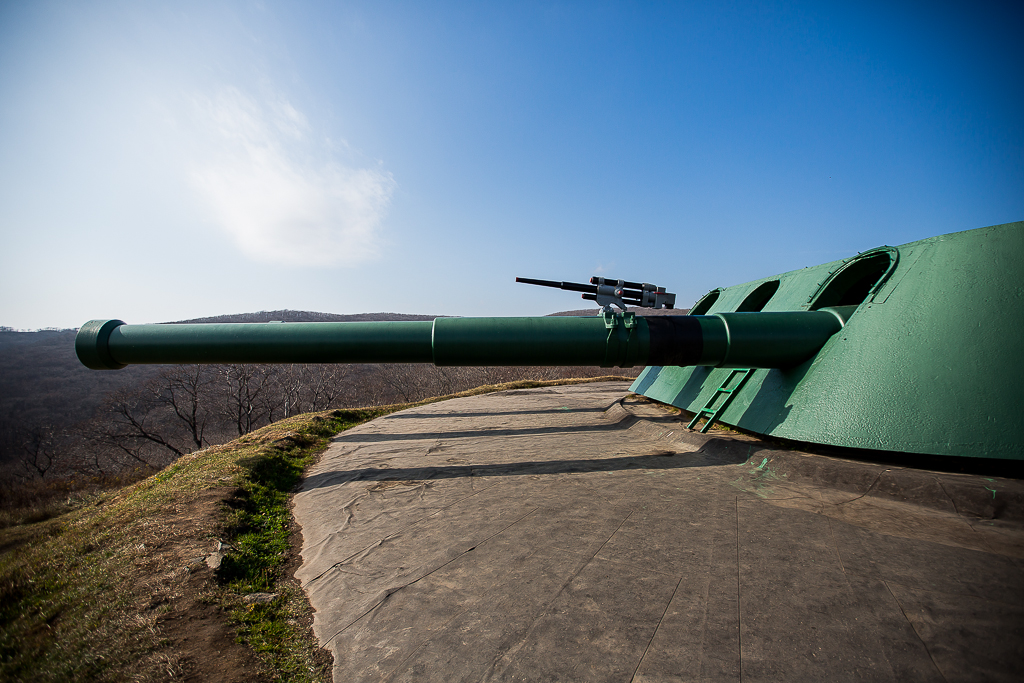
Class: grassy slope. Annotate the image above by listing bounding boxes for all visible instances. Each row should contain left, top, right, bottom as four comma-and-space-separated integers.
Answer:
0, 377, 631, 682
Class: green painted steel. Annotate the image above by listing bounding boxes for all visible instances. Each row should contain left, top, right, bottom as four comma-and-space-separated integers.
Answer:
79, 320, 436, 368
76, 311, 852, 371
430, 316, 649, 367
632, 221, 1024, 460
695, 308, 852, 367
77, 316, 653, 369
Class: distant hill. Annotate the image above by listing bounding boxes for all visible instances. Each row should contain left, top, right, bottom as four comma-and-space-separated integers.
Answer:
171, 308, 691, 323
548, 307, 690, 316
169, 310, 440, 324
167, 307, 690, 323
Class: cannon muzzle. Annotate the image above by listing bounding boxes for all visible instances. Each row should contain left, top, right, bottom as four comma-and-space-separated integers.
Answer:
76, 308, 856, 371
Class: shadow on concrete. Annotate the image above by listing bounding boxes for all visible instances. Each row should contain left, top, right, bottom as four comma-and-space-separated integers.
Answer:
381, 407, 611, 419
302, 448, 748, 491
338, 421, 646, 442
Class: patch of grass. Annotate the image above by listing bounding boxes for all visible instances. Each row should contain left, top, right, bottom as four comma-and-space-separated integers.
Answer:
218, 413, 371, 592
0, 470, 156, 530
0, 506, 151, 681
212, 410, 378, 682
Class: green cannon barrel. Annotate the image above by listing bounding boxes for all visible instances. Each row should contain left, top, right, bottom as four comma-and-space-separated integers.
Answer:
76, 307, 855, 371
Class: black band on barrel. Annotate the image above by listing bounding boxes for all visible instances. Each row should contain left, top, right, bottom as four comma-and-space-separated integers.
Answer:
645, 316, 703, 367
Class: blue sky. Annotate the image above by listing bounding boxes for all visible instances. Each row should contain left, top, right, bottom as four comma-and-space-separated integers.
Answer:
1, 1, 1020, 329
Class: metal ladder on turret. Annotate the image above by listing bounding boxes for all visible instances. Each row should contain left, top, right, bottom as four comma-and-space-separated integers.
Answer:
686, 369, 754, 433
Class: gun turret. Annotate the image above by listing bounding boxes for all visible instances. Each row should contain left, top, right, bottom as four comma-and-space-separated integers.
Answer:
70, 221, 1024, 460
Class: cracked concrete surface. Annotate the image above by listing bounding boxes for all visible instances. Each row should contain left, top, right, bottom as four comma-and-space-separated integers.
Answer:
293, 382, 1024, 682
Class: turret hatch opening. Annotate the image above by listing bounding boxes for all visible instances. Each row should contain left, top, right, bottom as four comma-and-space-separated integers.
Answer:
809, 250, 896, 310
690, 288, 722, 315
736, 280, 780, 312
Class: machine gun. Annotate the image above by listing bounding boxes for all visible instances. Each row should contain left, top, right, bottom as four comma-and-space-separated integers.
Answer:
515, 276, 676, 312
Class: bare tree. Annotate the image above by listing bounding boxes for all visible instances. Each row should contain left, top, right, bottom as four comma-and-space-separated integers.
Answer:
423, 366, 474, 397
90, 384, 184, 467
355, 366, 408, 406
0, 416, 22, 471
219, 364, 277, 436
305, 364, 351, 411
372, 364, 423, 403
67, 426, 110, 477
159, 365, 214, 450
14, 424, 58, 479
482, 366, 534, 385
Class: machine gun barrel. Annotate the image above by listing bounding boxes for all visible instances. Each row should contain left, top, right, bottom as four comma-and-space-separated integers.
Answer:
76, 308, 856, 371
513, 277, 596, 294
513, 278, 645, 306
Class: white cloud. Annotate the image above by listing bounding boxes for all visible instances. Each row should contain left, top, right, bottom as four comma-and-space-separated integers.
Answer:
190, 88, 395, 266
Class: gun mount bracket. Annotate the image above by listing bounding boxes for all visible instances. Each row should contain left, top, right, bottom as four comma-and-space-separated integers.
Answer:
601, 311, 639, 367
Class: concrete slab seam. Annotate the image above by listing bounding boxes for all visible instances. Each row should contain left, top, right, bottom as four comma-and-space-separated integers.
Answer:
826, 515, 848, 575
377, 555, 556, 683
695, 530, 717, 680
883, 580, 950, 683
629, 574, 685, 682
375, 530, 562, 681
736, 496, 744, 683
303, 480, 504, 587
833, 468, 888, 506
591, 553, 685, 580
936, 479, 970, 528
321, 506, 542, 650
484, 509, 637, 681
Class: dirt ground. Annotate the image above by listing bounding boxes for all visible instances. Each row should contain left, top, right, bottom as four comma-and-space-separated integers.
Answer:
127, 486, 331, 682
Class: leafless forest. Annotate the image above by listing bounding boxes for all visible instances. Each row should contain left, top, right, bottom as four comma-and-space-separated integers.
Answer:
0, 310, 662, 520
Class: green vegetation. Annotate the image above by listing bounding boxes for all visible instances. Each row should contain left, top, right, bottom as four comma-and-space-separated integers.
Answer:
0, 487, 157, 680
0, 376, 630, 681
216, 408, 389, 682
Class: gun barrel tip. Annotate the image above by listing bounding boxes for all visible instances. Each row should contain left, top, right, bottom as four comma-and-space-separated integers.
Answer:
75, 319, 127, 370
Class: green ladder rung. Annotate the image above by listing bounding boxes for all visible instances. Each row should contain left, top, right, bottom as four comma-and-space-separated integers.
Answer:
699, 410, 726, 433
687, 369, 754, 433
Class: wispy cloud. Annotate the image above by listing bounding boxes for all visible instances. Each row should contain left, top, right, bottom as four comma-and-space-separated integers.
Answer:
190, 88, 395, 266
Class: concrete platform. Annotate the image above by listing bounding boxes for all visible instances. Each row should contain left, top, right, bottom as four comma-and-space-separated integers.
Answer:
293, 382, 1024, 682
